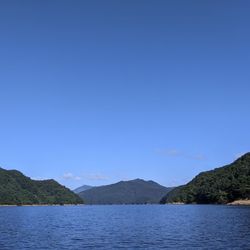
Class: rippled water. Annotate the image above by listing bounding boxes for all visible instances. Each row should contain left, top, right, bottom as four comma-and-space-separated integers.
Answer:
0, 205, 249, 249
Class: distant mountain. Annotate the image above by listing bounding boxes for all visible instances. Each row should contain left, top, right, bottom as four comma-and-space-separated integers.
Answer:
161, 153, 250, 204
78, 179, 173, 204
73, 185, 94, 194
0, 167, 83, 205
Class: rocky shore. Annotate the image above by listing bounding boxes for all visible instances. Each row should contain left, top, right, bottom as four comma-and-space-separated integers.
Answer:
227, 200, 250, 206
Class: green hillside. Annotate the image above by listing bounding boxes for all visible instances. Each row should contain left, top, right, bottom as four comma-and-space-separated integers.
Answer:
161, 153, 250, 204
0, 167, 83, 205
79, 179, 173, 204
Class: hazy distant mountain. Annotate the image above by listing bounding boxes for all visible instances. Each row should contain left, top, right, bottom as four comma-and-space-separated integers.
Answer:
0, 167, 83, 205
78, 179, 173, 204
161, 153, 250, 204
73, 185, 94, 194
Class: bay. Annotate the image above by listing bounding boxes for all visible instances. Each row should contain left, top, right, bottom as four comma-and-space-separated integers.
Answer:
0, 205, 249, 249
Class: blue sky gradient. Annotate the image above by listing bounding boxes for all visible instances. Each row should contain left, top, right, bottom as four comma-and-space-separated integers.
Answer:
0, 0, 249, 188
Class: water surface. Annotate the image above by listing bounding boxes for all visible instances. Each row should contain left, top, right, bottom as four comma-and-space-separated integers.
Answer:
0, 205, 249, 249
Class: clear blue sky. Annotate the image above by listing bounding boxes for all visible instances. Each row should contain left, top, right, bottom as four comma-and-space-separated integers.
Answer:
0, 0, 249, 189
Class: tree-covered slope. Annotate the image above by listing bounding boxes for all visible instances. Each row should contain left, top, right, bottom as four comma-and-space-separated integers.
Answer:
79, 179, 172, 204
0, 168, 83, 205
161, 153, 250, 204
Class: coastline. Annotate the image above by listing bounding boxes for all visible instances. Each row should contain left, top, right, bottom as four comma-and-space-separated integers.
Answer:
0, 204, 84, 207
227, 200, 250, 206
1, 200, 250, 206
165, 199, 250, 206
165, 202, 185, 205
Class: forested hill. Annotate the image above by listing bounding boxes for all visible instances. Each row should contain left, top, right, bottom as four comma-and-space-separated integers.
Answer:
161, 153, 250, 204
0, 167, 83, 205
78, 179, 173, 204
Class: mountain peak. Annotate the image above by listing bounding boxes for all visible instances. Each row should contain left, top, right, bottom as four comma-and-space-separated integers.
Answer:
130, 178, 146, 182
78, 179, 172, 204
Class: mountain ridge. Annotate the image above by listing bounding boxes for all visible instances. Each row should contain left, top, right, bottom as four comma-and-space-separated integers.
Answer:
73, 185, 94, 194
78, 178, 173, 204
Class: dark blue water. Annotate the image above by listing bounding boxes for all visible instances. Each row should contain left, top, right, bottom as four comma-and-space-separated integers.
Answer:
0, 205, 249, 249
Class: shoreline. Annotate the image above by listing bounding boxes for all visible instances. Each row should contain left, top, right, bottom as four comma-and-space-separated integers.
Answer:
0, 204, 84, 207
227, 200, 250, 206
165, 199, 250, 206
165, 202, 185, 205
1, 200, 250, 207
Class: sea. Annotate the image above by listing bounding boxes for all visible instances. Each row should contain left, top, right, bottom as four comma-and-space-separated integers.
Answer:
0, 205, 249, 249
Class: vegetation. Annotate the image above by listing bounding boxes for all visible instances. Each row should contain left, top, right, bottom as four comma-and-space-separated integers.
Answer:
0, 168, 83, 205
79, 178, 173, 204
161, 153, 250, 204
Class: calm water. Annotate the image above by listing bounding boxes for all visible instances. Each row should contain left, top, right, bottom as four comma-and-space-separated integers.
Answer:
0, 205, 249, 249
